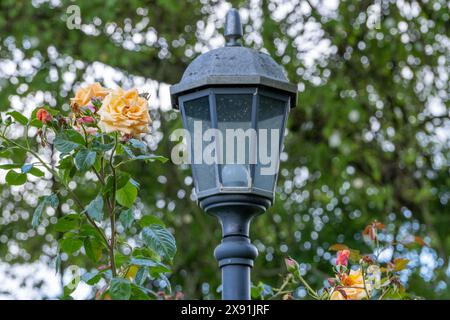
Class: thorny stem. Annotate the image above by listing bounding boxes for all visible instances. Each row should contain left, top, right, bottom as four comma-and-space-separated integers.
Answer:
295, 271, 320, 300
0, 133, 109, 251
269, 274, 293, 300
378, 288, 389, 300
98, 134, 114, 213
108, 132, 119, 277
361, 266, 371, 299
92, 167, 105, 185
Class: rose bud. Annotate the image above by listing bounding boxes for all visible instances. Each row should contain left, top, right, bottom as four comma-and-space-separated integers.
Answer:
36, 108, 52, 124
336, 249, 350, 267
77, 116, 95, 124
285, 257, 299, 273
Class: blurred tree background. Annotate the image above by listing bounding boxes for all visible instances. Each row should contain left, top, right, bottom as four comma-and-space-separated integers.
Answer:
0, 0, 448, 299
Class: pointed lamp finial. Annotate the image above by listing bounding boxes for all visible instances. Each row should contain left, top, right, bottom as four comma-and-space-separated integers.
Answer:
224, 8, 243, 46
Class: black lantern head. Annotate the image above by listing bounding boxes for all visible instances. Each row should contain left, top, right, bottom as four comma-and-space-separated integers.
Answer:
170, 8, 297, 212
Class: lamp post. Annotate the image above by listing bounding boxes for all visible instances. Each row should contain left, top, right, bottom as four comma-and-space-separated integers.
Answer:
170, 8, 297, 300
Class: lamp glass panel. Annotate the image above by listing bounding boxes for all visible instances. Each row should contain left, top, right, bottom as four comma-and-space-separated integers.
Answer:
254, 94, 287, 192
215, 94, 254, 188
183, 96, 216, 192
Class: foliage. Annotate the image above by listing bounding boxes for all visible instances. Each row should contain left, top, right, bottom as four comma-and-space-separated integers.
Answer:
253, 221, 428, 300
0, 85, 172, 300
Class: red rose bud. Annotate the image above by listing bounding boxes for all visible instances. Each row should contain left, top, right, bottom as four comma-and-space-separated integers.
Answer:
285, 257, 299, 272
336, 249, 350, 267
78, 116, 95, 124
36, 108, 52, 124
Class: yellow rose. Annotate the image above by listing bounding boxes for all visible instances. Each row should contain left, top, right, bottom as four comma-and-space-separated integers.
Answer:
98, 88, 151, 137
330, 290, 346, 300
70, 82, 110, 110
330, 268, 370, 300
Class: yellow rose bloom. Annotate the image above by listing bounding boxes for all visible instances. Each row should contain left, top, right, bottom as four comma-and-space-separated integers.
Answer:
70, 82, 110, 110
98, 88, 151, 137
330, 290, 346, 300
330, 268, 370, 300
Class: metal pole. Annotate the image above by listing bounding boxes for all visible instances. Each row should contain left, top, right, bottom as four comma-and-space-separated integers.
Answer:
212, 206, 258, 300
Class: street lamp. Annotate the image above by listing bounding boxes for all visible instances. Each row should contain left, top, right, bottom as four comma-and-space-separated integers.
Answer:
170, 8, 297, 300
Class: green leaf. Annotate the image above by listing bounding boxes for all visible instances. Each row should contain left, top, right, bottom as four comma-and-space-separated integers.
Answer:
132, 247, 160, 261
134, 154, 168, 163
46, 194, 59, 208
130, 258, 159, 267
55, 255, 61, 274
119, 208, 134, 229
54, 132, 83, 153
141, 224, 176, 260
85, 195, 104, 222
5, 170, 27, 185
116, 172, 131, 189
74, 149, 96, 171
28, 167, 45, 177
135, 267, 148, 286
59, 237, 83, 254
92, 139, 114, 152
115, 251, 131, 266
81, 270, 102, 285
121, 145, 135, 158
54, 214, 80, 232
32, 201, 46, 228
79, 224, 103, 239
130, 258, 170, 275
84, 238, 103, 262
64, 129, 85, 145
139, 215, 165, 228
148, 264, 171, 276
0, 163, 22, 169
130, 284, 150, 300
7, 111, 28, 125
128, 139, 147, 152
29, 118, 43, 128
109, 278, 131, 300
63, 283, 77, 299
104, 172, 131, 195
32, 194, 59, 228
0, 146, 21, 158
115, 143, 124, 155
251, 283, 264, 299
251, 282, 273, 299
121, 154, 168, 164
116, 181, 137, 208
58, 156, 73, 170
